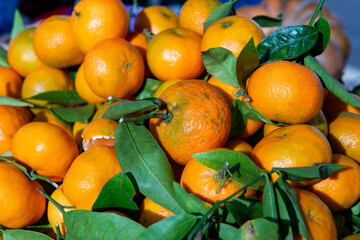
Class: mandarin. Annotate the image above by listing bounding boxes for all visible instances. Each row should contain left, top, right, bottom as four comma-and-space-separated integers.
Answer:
224, 138, 253, 157
246, 61, 324, 124
146, 28, 204, 81
0, 66, 22, 98
71, 0, 129, 53
138, 197, 174, 227
12, 122, 79, 182
149, 80, 231, 165
32, 110, 72, 137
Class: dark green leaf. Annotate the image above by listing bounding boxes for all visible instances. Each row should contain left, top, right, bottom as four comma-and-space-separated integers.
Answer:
352, 215, 360, 227
351, 201, 360, 216
257, 25, 319, 65
10, 10, 25, 40
236, 38, 259, 89
309, 17, 331, 56
64, 210, 145, 240
28, 91, 87, 106
226, 197, 262, 225
262, 176, 278, 222
275, 177, 310, 240
137, 214, 197, 240
237, 218, 279, 239
173, 182, 207, 215
2, 230, 53, 240
92, 172, 138, 218
0, 45, 10, 67
273, 162, 346, 182
49, 104, 94, 123
135, 78, 163, 100
236, 99, 287, 125
115, 122, 185, 214
201, 47, 238, 87
304, 55, 360, 108
0, 95, 33, 107
229, 99, 247, 138
274, 182, 293, 240
219, 223, 242, 240
203, 1, 237, 32
352, 85, 360, 96
192, 149, 266, 190
252, 15, 282, 28
102, 100, 159, 121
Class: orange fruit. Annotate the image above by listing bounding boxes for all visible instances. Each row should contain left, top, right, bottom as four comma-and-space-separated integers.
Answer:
0, 105, 32, 154
125, 32, 152, 78
0, 162, 46, 228
328, 111, 360, 163
91, 101, 120, 121
201, 15, 265, 57
146, 28, 204, 81
0, 66, 23, 98
149, 80, 231, 165
179, 0, 222, 35
307, 154, 360, 212
75, 64, 106, 104
7, 27, 44, 77
71, 0, 129, 53
342, 233, 360, 240
251, 124, 332, 186
33, 15, 85, 68
47, 185, 75, 235
322, 94, 360, 119
180, 151, 256, 205
72, 121, 89, 147
208, 77, 263, 138
224, 138, 253, 157
62, 146, 122, 210
83, 37, 144, 99
134, 6, 179, 35
21, 66, 74, 106
81, 118, 118, 151
293, 188, 337, 240
138, 197, 174, 227
32, 110, 72, 137
153, 79, 183, 98
12, 122, 79, 182
246, 61, 324, 124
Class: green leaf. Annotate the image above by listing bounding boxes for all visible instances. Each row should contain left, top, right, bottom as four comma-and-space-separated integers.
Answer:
203, 1, 238, 32
102, 99, 160, 121
192, 149, 266, 190
10, 10, 25, 40
304, 55, 360, 108
0, 95, 33, 107
236, 99, 287, 126
2, 229, 53, 240
219, 219, 279, 240
351, 201, 360, 216
273, 162, 346, 182
275, 177, 310, 240
229, 99, 247, 138
309, 17, 331, 56
92, 172, 138, 218
114, 122, 185, 215
173, 182, 208, 215
236, 38, 259, 89
0, 45, 10, 67
135, 78, 163, 100
226, 197, 262, 225
137, 214, 197, 240
49, 104, 94, 123
274, 183, 293, 240
201, 47, 238, 87
262, 175, 278, 222
252, 15, 282, 28
64, 210, 145, 240
28, 91, 87, 106
257, 25, 319, 65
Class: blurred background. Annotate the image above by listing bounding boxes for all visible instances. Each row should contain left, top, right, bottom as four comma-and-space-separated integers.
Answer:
0, 0, 359, 89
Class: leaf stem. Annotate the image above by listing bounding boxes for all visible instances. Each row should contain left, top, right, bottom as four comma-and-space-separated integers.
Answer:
308, 0, 326, 26
55, 223, 64, 240
37, 188, 67, 215
30, 169, 59, 189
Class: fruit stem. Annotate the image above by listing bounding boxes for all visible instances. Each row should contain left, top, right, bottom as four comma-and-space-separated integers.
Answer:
308, 0, 326, 26
37, 188, 68, 215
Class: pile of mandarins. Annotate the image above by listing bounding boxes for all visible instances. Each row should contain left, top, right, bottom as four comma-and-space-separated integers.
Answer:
0, 0, 360, 239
